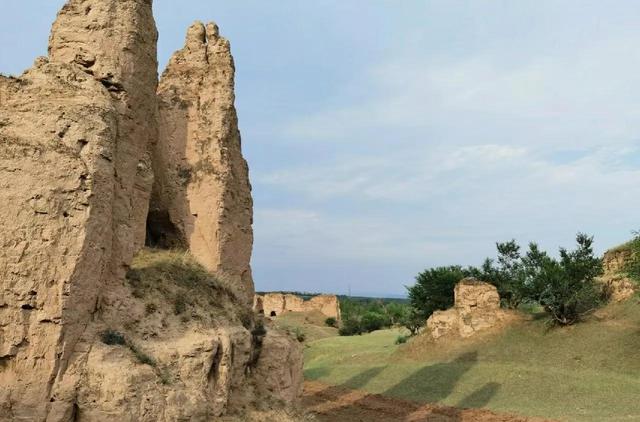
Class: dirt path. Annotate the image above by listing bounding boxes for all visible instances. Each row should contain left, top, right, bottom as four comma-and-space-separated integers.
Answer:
303, 381, 555, 422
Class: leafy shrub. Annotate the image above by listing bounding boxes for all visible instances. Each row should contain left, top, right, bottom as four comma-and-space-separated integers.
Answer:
324, 317, 338, 328
145, 303, 157, 315
407, 266, 476, 321
400, 308, 424, 336
293, 327, 306, 342
100, 330, 126, 346
339, 317, 364, 336
361, 311, 389, 332
395, 335, 409, 345
472, 241, 529, 309
129, 343, 156, 366
523, 234, 603, 325
173, 293, 187, 315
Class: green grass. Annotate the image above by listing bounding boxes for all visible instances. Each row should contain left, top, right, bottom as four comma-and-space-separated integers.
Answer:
272, 311, 339, 343
304, 298, 640, 422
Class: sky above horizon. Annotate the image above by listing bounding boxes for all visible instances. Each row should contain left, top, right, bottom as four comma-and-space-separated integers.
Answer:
2, 1, 639, 297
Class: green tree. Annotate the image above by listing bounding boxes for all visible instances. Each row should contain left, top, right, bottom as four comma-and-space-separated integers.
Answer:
361, 311, 390, 332
400, 308, 424, 336
407, 266, 474, 320
525, 233, 604, 325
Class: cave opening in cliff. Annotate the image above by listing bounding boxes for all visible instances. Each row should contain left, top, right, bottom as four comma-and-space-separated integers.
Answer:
270, 311, 277, 317
145, 209, 185, 250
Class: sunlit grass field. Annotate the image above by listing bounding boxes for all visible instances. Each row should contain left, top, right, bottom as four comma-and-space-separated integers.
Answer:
304, 297, 640, 422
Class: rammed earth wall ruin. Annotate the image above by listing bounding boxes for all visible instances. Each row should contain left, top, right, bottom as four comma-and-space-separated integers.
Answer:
0, 1, 300, 420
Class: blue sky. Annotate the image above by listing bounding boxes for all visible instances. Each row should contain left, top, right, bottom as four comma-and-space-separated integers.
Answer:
2, 1, 639, 297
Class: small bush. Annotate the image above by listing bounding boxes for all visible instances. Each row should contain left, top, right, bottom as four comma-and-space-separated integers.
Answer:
129, 344, 156, 366
525, 233, 603, 326
100, 330, 126, 346
339, 318, 363, 336
293, 327, 306, 342
361, 311, 389, 332
158, 367, 172, 385
395, 335, 409, 345
145, 303, 157, 315
400, 308, 424, 336
173, 293, 187, 315
324, 317, 338, 328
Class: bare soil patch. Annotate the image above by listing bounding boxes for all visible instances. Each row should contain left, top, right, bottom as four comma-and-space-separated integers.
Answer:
303, 381, 555, 422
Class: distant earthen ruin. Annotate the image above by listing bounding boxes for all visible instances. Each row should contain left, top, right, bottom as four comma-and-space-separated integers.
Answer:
0, 1, 301, 420
427, 279, 511, 340
254, 293, 342, 321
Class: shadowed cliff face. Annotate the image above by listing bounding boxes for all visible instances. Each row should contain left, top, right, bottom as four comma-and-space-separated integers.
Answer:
0, 2, 300, 421
152, 21, 255, 305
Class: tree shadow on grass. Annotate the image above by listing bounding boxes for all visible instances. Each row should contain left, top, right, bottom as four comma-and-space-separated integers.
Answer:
384, 351, 478, 403
456, 382, 501, 409
340, 366, 387, 390
304, 351, 504, 421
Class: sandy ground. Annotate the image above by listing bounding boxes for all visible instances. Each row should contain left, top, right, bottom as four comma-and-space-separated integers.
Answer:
303, 381, 555, 422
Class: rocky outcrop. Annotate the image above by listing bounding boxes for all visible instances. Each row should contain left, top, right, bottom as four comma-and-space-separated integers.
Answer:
49, 0, 159, 273
0, 60, 118, 420
254, 293, 341, 321
600, 244, 637, 302
151, 21, 254, 305
603, 247, 634, 274
427, 279, 510, 340
0, 1, 301, 420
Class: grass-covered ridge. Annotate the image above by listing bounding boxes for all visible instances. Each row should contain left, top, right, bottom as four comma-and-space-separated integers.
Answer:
126, 248, 251, 327
304, 297, 640, 422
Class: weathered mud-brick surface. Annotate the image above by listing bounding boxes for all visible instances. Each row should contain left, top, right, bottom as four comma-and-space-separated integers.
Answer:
255, 293, 341, 320
427, 278, 509, 340
49, 0, 159, 267
0, 2, 303, 420
0, 61, 117, 420
599, 246, 637, 302
153, 22, 254, 304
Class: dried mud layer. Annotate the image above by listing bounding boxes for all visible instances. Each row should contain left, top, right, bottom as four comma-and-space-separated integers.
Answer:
303, 381, 555, 422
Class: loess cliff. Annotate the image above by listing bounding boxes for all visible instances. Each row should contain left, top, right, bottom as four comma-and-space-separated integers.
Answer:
0, 1, 302, 421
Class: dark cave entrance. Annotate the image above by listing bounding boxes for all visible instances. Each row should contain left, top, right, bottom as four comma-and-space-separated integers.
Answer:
145, 209, 185, 249
270, 311, 277, 317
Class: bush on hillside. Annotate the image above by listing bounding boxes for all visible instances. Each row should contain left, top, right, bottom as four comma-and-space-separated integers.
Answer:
337, 297, 409, 336
324, 317, 338, 328
339, 317, 364, 336
400, 308, 424, 336
395, 334, 409, 345
385, 302, 408, 325
361, 311, 390, 332
407, 266, 476, 321
522, 234, 604, 325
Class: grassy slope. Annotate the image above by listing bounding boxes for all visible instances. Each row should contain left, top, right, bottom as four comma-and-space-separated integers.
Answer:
272, 311, 339, 343
304, 298, 640, 422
